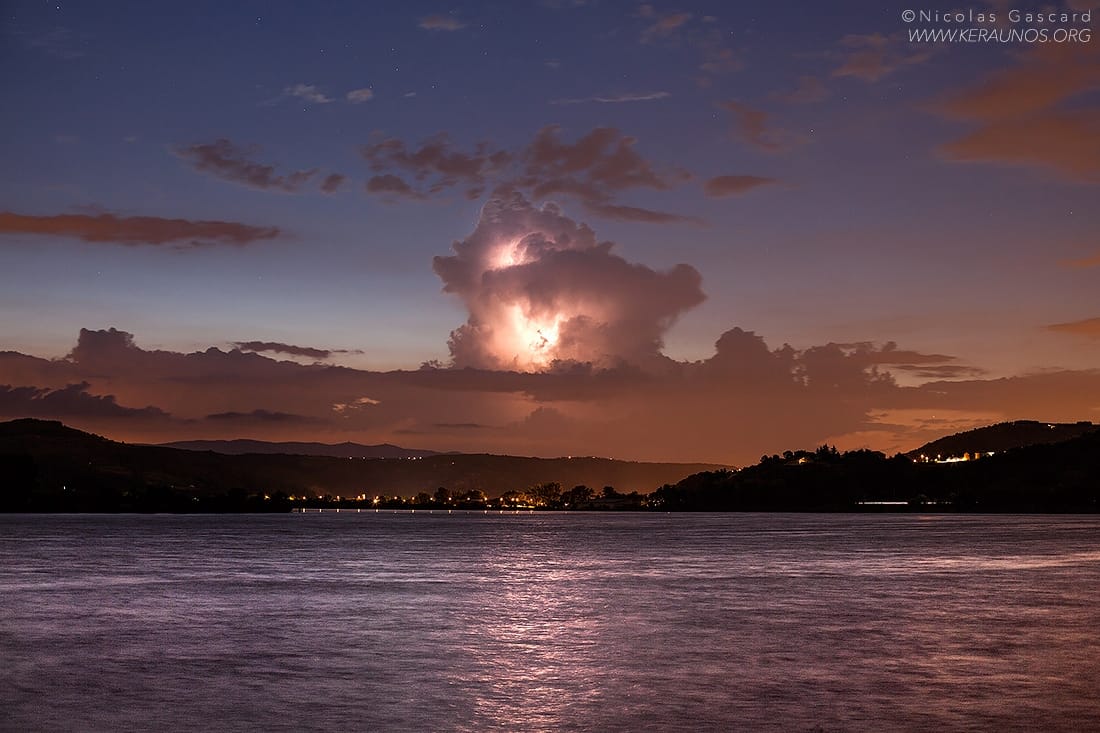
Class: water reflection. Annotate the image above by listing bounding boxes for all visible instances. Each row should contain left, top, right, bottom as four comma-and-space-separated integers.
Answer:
1, 513, 1099, 731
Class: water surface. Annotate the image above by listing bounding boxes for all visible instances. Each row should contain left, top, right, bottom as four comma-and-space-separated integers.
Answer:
2, 513, 1098, 731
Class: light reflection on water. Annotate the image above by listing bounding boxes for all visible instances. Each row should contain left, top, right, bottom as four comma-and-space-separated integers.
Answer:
1, 513, 1099, 732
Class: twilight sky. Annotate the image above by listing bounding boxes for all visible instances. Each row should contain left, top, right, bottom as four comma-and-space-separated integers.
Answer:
2, 0, 1098, 463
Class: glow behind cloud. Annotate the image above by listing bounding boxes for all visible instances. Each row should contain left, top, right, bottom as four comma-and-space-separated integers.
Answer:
432, 192, 705, 370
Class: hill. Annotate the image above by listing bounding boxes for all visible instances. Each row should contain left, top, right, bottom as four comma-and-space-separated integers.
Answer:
655, 430, 1100, 512
906, 420, 1096, 460
0, 419, 724, 512
160, 439, 440, 459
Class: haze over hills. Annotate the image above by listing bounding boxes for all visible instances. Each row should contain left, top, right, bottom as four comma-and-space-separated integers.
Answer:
0, 419, 724, 510
906, 420, 1096, 460
159, 439, 441, 459
2, 418, 1098, 513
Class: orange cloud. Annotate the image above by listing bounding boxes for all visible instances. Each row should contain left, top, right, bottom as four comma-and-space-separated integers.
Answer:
1063, 251, 1100, 269
720, 101, 799, 152
0, 211, 280, 246
1046, 317, 1100, 338
937, 42, 1100, 181
703, 175, 777, 197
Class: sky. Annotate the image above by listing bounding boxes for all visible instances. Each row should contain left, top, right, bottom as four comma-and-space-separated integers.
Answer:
1, 0, 1098, 464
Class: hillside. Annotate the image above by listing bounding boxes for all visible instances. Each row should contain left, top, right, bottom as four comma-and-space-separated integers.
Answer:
160, 438, 440, 459
0, 419, 723, 511
906, 420, 1096, 460
656, 430, 1100, 512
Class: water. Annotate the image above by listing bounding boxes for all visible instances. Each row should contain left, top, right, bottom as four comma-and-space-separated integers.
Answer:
1, 513, 1098, 732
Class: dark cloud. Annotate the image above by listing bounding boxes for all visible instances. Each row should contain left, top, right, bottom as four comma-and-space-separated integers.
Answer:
582, 203, 699, 224
524, 126, 694, 220
234, 342, 332, 360
320, 174, 346, 193
891, 364, 988, 380
365, 174, 424, 199
0, 382, 168, 419
362, 134, 511, 196
523, 126, 670, 191
175, 139, 326, 193
432, 192, 705, 370
205, 409, 315, 423
3, 326, 1099, 464
841, 342, 957, 366
703, 175, 777, 197
551, 92, 671, 105
362, 126, 697, 223
418, 15, 466, 31
234, 341, 362, 360
0, 211, 279, 247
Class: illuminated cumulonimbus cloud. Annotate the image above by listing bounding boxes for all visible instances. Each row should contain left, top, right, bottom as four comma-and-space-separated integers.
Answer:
433, 191, 705, 371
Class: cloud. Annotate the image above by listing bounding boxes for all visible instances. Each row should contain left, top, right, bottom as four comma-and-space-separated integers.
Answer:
234, 341, 363, 360
365, 174, 425, 199
333, 396, 381, 413
1046, 317, 1100, 339
720, 101, 793, 152
362, 134, 511, 195
0, 382, 168, 419
890, 364, 987, 380
518, 125, 697, 221
638, 6, 692, 43
1063, 250, 1100, 269
935, 43, 1100, 181
0, 211, 280, 247
432, 191, 705, 370
21, 26, 86, 59
362, 126, 698, 222
698, 47, 741, 75
419, 15, 466, 31
205, 409, 316, 423
320, 174, 346, 193
283, 83, 333, 104
3, 326, 1099, 464
941, 111, 1100, 182
234, 342, 335, 360
175, 139, 319, 192
346, 88, 374, 103
832, 33, 932, 82
774, 76, 829, 104
551, 91, 671, 105
703, 175, 777, 197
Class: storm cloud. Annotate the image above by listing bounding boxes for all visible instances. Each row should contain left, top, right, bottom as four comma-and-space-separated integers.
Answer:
432, 192, 705, 370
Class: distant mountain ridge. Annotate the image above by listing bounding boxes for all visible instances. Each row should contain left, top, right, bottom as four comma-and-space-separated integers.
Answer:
0, 419, 725, 511
160, 439, 441, 459
906, 420, 1096, 460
